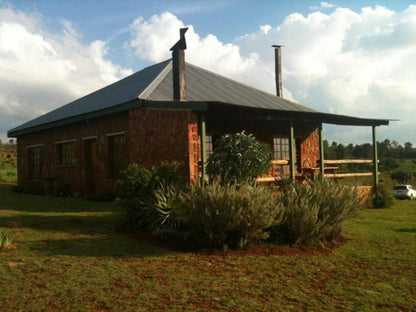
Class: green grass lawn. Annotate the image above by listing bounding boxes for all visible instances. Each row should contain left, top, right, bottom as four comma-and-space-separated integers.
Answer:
1, 184, 415, 312
0, 144, 17, 184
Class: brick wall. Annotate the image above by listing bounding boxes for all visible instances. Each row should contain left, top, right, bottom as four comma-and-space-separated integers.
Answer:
15, 106, 322, 196
299, 126, 320, 170
17, 112, 129, 196
16, 108, 200, 196
128, 108, 200, 184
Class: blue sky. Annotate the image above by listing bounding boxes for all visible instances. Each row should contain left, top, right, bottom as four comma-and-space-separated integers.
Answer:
1, 0, 416, 145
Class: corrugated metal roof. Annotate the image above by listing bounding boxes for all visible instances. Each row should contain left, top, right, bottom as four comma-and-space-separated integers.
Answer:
8, 58, 389, 137
8, 60, 171, 135
143, 62, 317, 113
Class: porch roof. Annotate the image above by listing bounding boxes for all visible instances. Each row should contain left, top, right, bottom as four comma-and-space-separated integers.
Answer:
8, 59, 390, 137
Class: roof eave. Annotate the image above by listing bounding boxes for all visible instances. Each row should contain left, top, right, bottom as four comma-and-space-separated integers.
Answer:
7, 99, 209, 137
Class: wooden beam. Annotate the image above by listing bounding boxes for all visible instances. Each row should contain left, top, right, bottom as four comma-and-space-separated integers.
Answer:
199, 112, 207, 183
319, 123, 324, 176
289, 121, 295, 183
271, 159, 289, 165
324, 159, 374, 164
372, 125, 379, 190
256, 177, 276, 183
324, 172, 378, 178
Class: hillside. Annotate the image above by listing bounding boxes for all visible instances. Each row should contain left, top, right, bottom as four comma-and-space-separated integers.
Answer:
0, 143, 17, 183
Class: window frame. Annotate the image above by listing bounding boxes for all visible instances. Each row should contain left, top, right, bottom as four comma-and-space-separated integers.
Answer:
107, 132, 126, 179
55, 139, 77, 167
28, 144, 42, 180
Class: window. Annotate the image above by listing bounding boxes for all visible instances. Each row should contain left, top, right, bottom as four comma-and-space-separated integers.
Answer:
205, 135, 219, 159
206, 135, 213, 157
272, 136, 302, 174
108, 134, 126, 179
57, 141, 76, 166
28, 146, 42, 179
273, 137, 290, 174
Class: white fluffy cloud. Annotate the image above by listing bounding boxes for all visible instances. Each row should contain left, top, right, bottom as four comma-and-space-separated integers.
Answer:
3, 5, 416, 146
127, 12, 274, 96
0, 8, 132, 138
127, 7, 416, 144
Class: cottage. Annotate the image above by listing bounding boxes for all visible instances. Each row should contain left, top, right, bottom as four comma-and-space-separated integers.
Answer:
8, 28, 389, 197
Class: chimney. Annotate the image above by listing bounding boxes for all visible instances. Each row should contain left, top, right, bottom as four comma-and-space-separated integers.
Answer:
272, 45, 283, 97
170, 28, 189, 101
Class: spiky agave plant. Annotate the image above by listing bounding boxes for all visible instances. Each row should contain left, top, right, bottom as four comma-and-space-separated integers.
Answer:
0, 231, 15, 248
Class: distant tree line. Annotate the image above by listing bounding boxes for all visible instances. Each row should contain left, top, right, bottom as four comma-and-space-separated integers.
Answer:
324, 139, 416, 160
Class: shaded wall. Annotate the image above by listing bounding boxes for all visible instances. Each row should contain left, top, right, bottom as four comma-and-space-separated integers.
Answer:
16, 108, 200, 197
206, 111, 321, 171
16, 112, 129, 196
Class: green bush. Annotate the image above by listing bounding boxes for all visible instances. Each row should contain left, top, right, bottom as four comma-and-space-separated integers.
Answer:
381, 158, 400, 170
183, 182, 284, 249
269, 178, 362, 246
372, 184, 395, 208
116, 162, 182, 232
391, 170, 413, 184
206, 131, 271, 184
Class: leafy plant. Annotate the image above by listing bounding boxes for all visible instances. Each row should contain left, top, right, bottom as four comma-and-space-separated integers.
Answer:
269, 177, 362, 246
391, 170, 413, 184
183, 181, 284, 249
116, 162, 182, 232
372, 184, 395, 208
381, 158, 400, 170
206, 131, 271, 184
0, 231, 14, 248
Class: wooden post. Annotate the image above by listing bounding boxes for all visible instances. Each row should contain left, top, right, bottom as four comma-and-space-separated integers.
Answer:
319, 123, 324, 176
289, 121, 295, 183
199, 112, 207, 183
372, 125, 379, 191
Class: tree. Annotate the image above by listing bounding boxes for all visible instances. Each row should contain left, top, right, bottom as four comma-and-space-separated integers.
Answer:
391, 170, 413, 184
206, 131, 271, 184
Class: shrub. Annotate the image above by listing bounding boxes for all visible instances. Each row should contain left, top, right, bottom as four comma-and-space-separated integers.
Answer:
183, 182, 284, 249
391, 170, 413, 184
206, 131, 271, 184
116, 162, 182, 232
269, 178, 362, 246
381, 158, 400, 170
372, 184, 395, 208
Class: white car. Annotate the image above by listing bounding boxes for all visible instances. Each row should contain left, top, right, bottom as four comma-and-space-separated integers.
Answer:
393, 185, 416, 200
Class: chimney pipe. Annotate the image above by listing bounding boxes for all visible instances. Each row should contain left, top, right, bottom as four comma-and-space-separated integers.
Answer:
170, 28, 189, 101
272, 45, 283, 97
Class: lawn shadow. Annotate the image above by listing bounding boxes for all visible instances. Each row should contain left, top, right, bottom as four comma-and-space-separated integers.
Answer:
1, 214, 123, 236
26, 236, 171, 257
0, 184, 118, 213
395, 227, 416, 233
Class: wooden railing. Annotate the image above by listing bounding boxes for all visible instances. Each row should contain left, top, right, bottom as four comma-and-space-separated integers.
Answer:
323, 159, 378, 179
256, 158, 378, 183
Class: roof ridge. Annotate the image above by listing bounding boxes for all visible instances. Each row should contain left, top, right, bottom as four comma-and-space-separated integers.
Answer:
138, 59, 172, 99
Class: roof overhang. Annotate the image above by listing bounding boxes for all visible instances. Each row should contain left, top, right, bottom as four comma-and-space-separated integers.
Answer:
7, 99, 208, 137
206, 102, 391, 127
8, 98, 390, 137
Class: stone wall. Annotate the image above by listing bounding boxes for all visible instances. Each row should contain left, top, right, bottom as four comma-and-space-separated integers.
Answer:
299, 126, 320, 170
